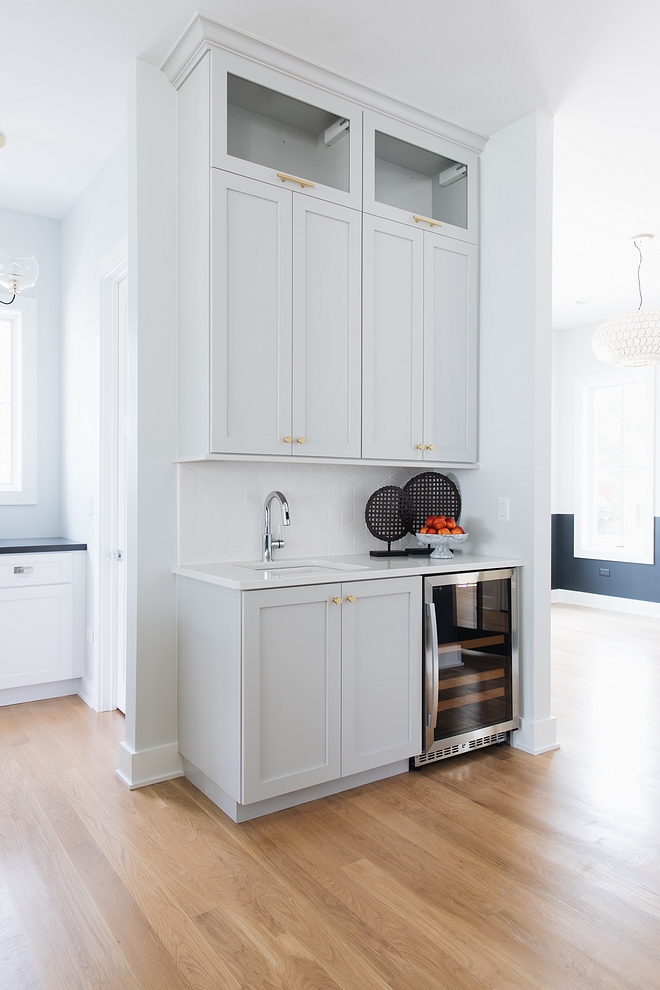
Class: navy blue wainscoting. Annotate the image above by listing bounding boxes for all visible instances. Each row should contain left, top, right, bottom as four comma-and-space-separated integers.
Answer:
551, 514, 660, 602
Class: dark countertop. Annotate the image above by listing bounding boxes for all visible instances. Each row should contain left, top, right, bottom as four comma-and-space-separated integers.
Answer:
0, 538, 87, 554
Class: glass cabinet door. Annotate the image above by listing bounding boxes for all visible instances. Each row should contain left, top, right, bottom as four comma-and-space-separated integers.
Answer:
211, 50, 362, 210
363, 111, 478, 243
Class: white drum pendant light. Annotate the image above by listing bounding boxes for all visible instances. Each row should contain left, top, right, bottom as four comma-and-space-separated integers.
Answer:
591, 234, 660, 367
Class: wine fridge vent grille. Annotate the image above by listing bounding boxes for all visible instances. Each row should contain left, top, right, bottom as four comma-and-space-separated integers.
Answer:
418, 732, 507, 765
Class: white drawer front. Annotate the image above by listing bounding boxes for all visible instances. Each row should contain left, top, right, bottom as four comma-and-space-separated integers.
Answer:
0, 553, 73, 589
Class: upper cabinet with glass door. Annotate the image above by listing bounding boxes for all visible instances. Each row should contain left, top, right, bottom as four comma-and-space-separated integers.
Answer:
210, 49, 363, 210
363, 111, 478, 244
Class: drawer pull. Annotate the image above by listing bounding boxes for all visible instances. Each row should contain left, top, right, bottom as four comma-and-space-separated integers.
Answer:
346, 595, 357, 603
413, 214, 442, 228
332, 597, 343, 605
277, 172, 315, 189
14, 565, 33, 574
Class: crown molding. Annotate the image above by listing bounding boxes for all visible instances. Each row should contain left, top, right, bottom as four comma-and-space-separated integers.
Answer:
160, 12, 488, 155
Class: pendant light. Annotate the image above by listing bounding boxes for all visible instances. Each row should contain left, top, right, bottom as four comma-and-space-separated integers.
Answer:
591, 234, 660, 367
0, 249, 39, 305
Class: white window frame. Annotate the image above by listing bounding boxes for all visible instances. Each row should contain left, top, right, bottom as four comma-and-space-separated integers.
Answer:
574, 367, 655, 565
0, 297, 37, 504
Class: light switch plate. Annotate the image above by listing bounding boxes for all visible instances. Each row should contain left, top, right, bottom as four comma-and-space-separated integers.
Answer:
498, 497, 510, 522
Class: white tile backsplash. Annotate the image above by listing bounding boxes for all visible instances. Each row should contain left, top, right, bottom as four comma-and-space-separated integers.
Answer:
178, 461, 420, 564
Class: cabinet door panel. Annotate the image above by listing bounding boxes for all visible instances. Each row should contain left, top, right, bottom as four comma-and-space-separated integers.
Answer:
211, 171, 292, 455
242, 584, 341, 803
342, 576, 422, 776
293, 199, 362, 457
423, 233, 478, 463
362, 215, 424, 460
211, 49, 362, 211
0, 585, 73, 689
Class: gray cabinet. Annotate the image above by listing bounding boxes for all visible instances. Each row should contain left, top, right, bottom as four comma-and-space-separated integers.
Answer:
209, 170, 362, 458
362, 214, 477, 463
176, 574, 422, 818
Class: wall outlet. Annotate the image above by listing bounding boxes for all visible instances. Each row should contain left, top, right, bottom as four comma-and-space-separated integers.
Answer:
599, 568, 610, 577
497, 497, 510, 522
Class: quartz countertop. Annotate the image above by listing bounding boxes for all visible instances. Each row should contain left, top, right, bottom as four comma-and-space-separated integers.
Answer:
0, 537, 87, 555
173, 552, 524, 591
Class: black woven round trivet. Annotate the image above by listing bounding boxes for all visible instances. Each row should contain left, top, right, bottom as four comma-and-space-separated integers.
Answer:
365, 485, 414, 555
403, 472, 461, 534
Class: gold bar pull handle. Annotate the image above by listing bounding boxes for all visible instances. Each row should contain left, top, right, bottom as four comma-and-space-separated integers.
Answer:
413, 214, 442, 228
277, 172, 315, 189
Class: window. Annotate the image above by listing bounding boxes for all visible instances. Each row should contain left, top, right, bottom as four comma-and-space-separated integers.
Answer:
575, 368, 655, 565
0, 298, 37, 504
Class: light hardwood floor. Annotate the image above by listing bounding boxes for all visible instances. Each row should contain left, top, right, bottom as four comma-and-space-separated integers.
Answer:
1, 603, 658, 989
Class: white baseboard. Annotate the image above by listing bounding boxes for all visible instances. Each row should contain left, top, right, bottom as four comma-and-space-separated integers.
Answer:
511, 716, 559, 755
552, 588, 660, 618
116, 741, 184, 789
0, 678, 82, 708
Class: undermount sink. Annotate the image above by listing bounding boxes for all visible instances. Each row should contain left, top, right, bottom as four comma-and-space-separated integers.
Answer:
240, 558, 368, 573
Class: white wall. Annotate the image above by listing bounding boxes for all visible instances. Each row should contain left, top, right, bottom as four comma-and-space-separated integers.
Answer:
0, 207, 61, 537
456, 110, 557, 756
118, 60, 182, 789
552, 322, 660, 516
60, 138, 127, 707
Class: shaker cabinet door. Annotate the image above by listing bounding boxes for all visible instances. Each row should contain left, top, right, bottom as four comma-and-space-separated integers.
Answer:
210, 171, 293, 456
0, 584, 74, 690
423, 233, 478, 463
242, 584, 342, 804
362, 215, 424, 461
341, 576, 422, 776
292, 198, 362, 458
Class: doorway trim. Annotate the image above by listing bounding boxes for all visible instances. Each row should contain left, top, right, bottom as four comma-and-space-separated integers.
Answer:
97, 239, 128, 712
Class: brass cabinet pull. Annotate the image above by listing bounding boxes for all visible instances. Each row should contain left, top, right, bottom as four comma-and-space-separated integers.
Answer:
413, 214, 442, 228
416, 443, 426, 450
283, 436, 293, 443
296, 437, 306, 444
277, 172, 315, 189
427, 443, 435, 451
346, 595, 357, 603
332, 597, 343, 605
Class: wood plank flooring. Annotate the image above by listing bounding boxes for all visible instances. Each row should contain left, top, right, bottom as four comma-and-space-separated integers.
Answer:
1, 602, 659, 989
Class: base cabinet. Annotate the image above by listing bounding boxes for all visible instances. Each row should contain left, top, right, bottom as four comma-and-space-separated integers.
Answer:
177, 574, 422, 814
0, 552, 86, 691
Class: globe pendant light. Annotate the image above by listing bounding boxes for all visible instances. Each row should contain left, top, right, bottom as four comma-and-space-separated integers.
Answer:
0, 249, 39, 305
591, 234, 660, 367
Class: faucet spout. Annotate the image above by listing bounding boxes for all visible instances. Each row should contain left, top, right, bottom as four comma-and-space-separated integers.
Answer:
262, 491, 291, 563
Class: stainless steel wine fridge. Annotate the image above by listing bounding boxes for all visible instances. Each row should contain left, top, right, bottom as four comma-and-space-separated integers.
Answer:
414, 569, 519, 767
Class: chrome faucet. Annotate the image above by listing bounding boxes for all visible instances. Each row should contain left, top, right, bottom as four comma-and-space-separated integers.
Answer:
262, 491, 291, 562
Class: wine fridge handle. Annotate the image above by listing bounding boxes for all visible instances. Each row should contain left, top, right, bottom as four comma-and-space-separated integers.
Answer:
425, 602, 439, 729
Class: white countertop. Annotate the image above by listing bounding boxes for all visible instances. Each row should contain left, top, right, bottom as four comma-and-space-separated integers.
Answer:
172, 552, 524, 591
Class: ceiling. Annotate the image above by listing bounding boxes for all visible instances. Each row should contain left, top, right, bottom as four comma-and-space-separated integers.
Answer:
1, 0, 660, 329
